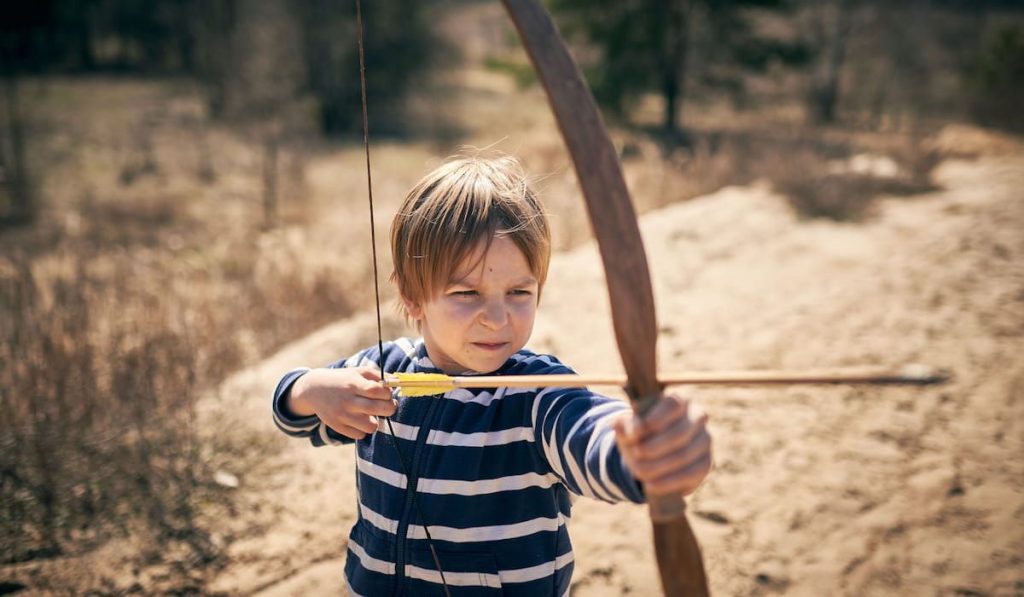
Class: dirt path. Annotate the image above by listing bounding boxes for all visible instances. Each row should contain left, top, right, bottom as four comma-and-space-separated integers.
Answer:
204, 135, 1023, 595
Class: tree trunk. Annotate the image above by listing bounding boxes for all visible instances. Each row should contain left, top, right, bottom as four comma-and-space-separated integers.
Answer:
808, 0, 853, 125
195, 0, 234, 118
2, 75, 35, 226
654, 0, 690, 133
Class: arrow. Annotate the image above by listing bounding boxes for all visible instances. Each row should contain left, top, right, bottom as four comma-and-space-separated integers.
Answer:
384, 365, 949, 396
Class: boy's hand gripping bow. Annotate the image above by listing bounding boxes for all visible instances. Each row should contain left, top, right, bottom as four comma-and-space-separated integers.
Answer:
502, 1, 710, 594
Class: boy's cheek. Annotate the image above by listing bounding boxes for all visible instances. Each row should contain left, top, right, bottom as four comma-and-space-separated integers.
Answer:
511, 299, 537, 317
438, 299, 481, 322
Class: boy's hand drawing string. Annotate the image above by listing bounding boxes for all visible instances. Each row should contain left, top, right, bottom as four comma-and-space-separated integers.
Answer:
355, 2, 451, 595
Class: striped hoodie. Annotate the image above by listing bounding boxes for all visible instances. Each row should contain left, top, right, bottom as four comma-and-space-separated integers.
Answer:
272, 337, 645, 596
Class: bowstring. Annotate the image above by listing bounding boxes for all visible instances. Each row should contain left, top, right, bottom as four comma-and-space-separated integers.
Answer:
354, 2, 450, 594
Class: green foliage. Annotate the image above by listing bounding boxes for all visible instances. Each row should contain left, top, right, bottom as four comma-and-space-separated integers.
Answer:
483, 56, 537, 89
1, 0, 200, 73
298, 0, 440, 136
0, 0, 441, 137
549, 0, 679, 117
732, 37, 812, 72
969, 24, 1024, 132
548, 0, 796, 129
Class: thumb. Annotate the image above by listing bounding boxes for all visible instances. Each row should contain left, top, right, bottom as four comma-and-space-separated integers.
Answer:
610, 411, 639, 446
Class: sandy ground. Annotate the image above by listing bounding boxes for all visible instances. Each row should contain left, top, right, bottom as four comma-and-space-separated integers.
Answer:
189, 129, 1024, 596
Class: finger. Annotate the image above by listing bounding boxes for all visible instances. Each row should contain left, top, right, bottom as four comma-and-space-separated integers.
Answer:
649, 427, 712, 480
357, 367, 383, 382
326, 404, 382, 435
349, 394, 398, 417
354, 375, 394, 401
642, 452, 713, 496
325, 422, 369, 441
632, 428, 712, 482
636, 411, 709, 460
637, 394, 690, 437
339, 413, 380, 436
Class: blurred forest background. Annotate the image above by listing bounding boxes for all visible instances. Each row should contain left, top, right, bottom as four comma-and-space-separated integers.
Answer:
1, 0, 1022, 593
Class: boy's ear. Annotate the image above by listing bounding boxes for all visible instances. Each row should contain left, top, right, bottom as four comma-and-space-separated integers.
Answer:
400, 295, 423, 320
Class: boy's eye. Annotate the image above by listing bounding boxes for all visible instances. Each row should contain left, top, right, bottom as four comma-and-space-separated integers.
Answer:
509, 289, 533, 296
450, 289, 477, 297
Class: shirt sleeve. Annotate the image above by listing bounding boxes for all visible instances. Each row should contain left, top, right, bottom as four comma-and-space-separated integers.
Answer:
270, 347, 372, 447
530, 380, 645, 504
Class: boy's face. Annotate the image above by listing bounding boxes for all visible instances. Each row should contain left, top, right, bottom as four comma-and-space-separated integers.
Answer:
404, 236, 539, 374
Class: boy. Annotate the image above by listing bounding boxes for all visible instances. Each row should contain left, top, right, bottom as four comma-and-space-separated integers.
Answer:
272, 155, 712, 596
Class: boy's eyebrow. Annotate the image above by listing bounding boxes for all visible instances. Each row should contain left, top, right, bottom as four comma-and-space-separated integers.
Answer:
511, 276, 539, 287
446, 275, 538, 287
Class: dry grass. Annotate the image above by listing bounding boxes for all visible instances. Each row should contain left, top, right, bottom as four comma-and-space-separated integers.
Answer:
0, 78, 378, 576
1, 248, 212, 566
765, 131, 942, 221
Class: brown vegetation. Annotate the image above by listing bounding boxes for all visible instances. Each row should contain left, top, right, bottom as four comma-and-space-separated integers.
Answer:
0, 78, 367, 575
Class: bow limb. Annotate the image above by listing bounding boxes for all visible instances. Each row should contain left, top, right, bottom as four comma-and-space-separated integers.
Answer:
501, 1, 710, 595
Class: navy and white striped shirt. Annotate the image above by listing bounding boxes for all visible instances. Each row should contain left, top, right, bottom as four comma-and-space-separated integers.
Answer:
272, 337, 645, 596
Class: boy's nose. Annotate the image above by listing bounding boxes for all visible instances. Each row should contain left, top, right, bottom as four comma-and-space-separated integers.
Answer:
479, 299, 508, 329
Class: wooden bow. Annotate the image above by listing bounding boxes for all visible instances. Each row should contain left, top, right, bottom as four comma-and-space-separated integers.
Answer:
501, 1, 710, 595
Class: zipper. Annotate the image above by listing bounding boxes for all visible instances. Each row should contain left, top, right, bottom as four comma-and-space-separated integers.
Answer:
393, 395, 444, 595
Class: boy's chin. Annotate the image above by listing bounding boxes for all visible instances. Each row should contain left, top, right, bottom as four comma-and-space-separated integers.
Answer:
459, 351, 515, 375
461, 359, 506, 375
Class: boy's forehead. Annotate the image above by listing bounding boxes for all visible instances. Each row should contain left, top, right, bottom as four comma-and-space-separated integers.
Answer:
448, 237, 534, 282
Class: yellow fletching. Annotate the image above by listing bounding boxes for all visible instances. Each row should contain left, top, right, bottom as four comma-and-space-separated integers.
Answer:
393, 372, 450, 382
388, 372, 455, 397
397, 386, 451, 397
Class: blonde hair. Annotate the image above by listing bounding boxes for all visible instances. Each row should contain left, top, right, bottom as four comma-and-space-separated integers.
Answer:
390, 154, 551, 311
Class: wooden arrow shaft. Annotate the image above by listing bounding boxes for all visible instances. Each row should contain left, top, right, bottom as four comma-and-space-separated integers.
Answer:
386, 366, 949, 391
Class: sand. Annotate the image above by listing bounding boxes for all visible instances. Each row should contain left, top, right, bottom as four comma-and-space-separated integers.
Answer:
193, 129, 1023, 595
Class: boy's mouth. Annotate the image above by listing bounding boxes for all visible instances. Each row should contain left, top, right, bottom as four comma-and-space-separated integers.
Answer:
472, 342, 509, 351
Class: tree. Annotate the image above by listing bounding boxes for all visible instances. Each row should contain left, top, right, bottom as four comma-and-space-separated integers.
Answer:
804, 0, 853, 124
548, 0, 689, 131
970, 23, 1024, 132
548, 0, 796, 132
296, 0, 438, 136
0, 4, 48, 226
